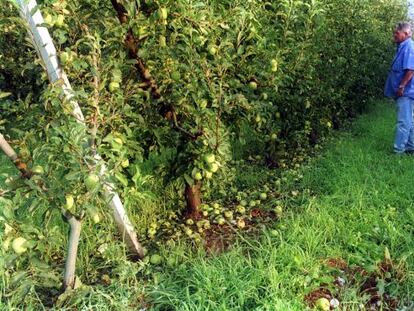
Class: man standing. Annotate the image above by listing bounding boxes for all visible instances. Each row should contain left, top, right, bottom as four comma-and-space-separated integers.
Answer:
385, 22, 414, 154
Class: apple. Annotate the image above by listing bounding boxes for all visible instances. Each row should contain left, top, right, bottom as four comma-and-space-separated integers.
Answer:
85, 174, 99, 191
271, 133, 277, 140
150, 254, 162, 265
12, 237, 27, 255
237, 219, 246, 228
204, 171, 213, 179
92, 212, 100, 224
271, 59, 278, 72
43, 13, 54, 26
274, 205, 283, 216
217, 217, 225, 225
249, 81, 258, 89
121, 159, 129, 168
259, 192, 267, 200
186, 219, 194, 225
255, 115, 261, 123
204, 154, 215, 164
236, 205, 246, 214
208, 162, 219, 173
65, 194, 75, 211
198, 99, 208, 109
159, 35, 167, 47
224, 211, 233, 219
55, 14, 65, 27
32, 165, 44, 175
166, 257, 176, 267
185, 228, 193, 236
270, 229, 279, 236
108, 81, 120, 93
192, 171, 202, 181
208, 45, 217, 56
159, 7, 168, 20
59, 51, 70, 65
315, 298, 330, 311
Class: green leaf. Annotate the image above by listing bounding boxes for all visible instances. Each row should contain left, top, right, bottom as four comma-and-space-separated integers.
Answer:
115, 172, 128, 187
0, 92, 12, 99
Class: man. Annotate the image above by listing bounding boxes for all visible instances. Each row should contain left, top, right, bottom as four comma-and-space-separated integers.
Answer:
385, 22, 414, 154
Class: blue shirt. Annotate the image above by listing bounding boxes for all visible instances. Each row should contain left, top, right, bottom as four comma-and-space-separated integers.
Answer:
384, 38, 414, 98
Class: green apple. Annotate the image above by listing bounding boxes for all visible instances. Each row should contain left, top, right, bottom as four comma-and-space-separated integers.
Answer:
185, 228, 193, 236
255, 114, 261, 123
248, 81, 258, 89
150, 254, 162, 265
65, 194, 75, 211
217, 217, 225, 225
171, 71, 181, 82
108, 81, 120, 93
43, 13, 54, 26
85, 174, 99, 191
55, 14, 65, 27
208, 45, 217, 56
121, 159, 129, 168
92, 212, 100, 224
159, 35, 167, 47
204, 171, 213, 179
271, 133, 277, 140
198, 99, 208, 109
59, 51, 70, 65
271, 59, 278, 72
12, 237, 27, 255
159, 7, 168, 20
224, 210, 233, 219
315, 298, 330, 311
236, 205, 246, 214
32, 165, 44, 175
208, 162, 219, 173
274, 205, 283, 216
204, 154, 215, 164
186, 219, 194, 225
259, 192, 267, 200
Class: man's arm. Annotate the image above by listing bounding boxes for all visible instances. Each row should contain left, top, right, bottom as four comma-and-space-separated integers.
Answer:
397, 69, 414, 97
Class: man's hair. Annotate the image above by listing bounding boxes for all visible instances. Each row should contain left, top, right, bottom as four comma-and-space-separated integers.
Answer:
396, 22, 413, 37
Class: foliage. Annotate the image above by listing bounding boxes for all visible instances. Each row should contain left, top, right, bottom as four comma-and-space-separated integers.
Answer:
0, 0, 409, 308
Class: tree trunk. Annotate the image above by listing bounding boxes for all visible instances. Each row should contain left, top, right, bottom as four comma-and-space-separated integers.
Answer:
184, 182, 202, 220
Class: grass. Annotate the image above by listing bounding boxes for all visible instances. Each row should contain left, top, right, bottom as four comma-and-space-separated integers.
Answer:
146, 101, 414, 310
1, 100, 414, 310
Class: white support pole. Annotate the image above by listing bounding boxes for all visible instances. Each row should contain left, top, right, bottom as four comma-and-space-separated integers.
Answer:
17, 0, 144, 259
